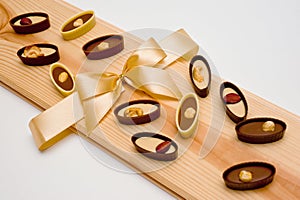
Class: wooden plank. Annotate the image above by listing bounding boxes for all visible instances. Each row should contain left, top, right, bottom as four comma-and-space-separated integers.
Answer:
0, 0, 300, 199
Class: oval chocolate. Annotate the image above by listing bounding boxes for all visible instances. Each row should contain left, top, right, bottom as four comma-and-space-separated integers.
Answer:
10, 12, 50, 34
220, 82, 248, 123
189, 55, 211, 98
235, 117, 286, 144
223, 161, 276, 190
176, 93, 199, 138
17, 43, 59, 66
131, 132, 178, 161
82, 35, 124, 60
49, 63, 75, 96
60, 10, 96, 40
114, 100, 160, 125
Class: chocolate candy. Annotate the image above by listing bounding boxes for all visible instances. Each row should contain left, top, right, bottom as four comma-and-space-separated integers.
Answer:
10, 12, 50, 34
82, 35, 124, 60
220, 82, 248, 123
235, 117, 286, 144
131, 132, 178, 161
176, 93, 199, 138
60, 10, 96, 40
223, 161, 276, 190
17, 43, 59, 66
49, 63, 75, 96
114, 99, 160, 125
189, 55, 211, 98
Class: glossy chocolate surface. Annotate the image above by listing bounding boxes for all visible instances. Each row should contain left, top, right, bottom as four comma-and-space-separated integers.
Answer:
236, 117, 286, 143
82, 35, 124, 60
223, 162, 276, 190
189, 55, 211, 98
178, 97, 197, 130
114, 99, 160, 125
131, 132, 178, 161
62, 14, 92, 32
52, 67, 74, 91
10, 12, 50, 34
17, 43, 59, 66
220, 82, 248, 123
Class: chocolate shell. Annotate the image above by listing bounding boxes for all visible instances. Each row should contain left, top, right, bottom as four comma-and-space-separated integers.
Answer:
60, 10, 96, 40
223, 161, 276, 190
235, 117, 286, 144
131, 132, 178, 161
176, 93, 199, 138
189, 55, 211, 98
114, 100, 160, 125
9, 12, 50, 34
49, 63, 75, 96
17, 43, 59, 66
220, 82, 248, 123
82, 35, 124, 60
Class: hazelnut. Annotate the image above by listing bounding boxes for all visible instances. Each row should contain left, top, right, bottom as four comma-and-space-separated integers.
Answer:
58, 72, 68, 83
124, 107, 144, 117
24, 45, 44, 58
262, 121, 275, 132
193, 66, 204, 83
73, 18, 83, 27
239, 170, 252, 182
97, 42, 110, 50
20, 17, 32, 25
184, 107, 196, 119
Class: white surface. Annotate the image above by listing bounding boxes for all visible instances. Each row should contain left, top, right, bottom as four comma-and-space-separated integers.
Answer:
0, 0, 299, 199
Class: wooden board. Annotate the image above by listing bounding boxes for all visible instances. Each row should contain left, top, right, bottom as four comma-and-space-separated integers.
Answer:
1, 0, 300, 199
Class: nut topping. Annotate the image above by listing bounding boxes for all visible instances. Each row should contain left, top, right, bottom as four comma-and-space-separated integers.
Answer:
193, 66, 204, 83
58, 72, 68, 83
24, 45, 44, 58
20, 17, 32, 25
239, 170, 252, 182
124, 107, 144, 117
224, 93, 241, 104
156, 141, 172, 154
97, 42, 110, 50
73, 18, 83, 27
262, 121, 275, 132
184, 107, 196, 119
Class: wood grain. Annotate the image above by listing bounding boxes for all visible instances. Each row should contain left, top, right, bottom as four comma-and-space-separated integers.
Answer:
0, 0, 300, 199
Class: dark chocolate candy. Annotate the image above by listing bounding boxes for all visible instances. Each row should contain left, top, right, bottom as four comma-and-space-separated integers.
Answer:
114, 99, 160, 125
189, 55, 211, 98
220, 81, 248, 123
223, 161, 276, 190
17, 43, 59, 66
10, 12, 50, 34
131, 132, 178, 161
82, 35, 124, 60
235, 117, 286, 144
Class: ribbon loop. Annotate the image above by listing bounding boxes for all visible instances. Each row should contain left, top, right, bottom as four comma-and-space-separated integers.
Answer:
29, 29, 199, 150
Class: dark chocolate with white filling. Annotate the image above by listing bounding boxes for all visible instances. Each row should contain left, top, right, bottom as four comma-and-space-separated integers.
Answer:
189, 55, 211, 98
17, 43, 59, 66
235, 117, 286, 144
131, 132, 178, 161
10, 12, 50, 34
82, 35, 124, 60
114, 99, 160, 125
220, 82, 248, 123
223, 161, 276, 190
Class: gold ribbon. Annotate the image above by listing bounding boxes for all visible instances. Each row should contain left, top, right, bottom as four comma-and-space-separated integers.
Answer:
29, 29, 199, 151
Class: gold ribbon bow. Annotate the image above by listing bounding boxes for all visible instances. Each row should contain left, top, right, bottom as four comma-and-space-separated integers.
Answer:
29, 29, 199, 151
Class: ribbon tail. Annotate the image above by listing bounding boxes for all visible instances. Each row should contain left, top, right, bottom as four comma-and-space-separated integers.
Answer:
125, 66, 182, 99
29, 93, 84, 151
83, 81, 123, 134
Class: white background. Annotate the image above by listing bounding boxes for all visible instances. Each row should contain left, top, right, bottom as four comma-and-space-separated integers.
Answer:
0, 0, 299, 199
